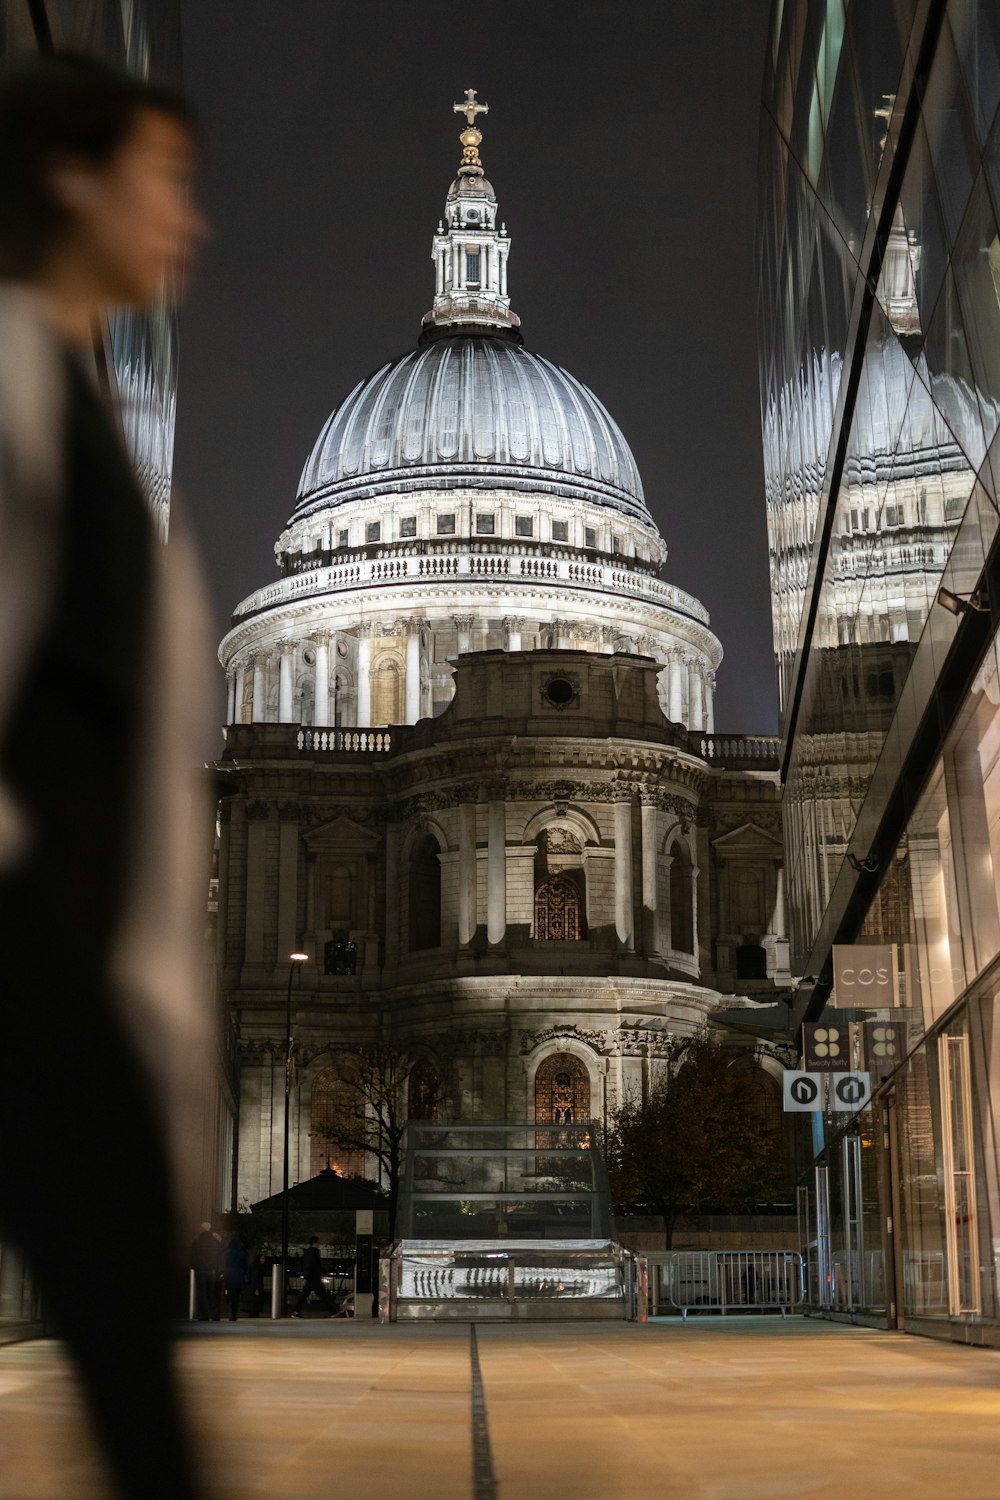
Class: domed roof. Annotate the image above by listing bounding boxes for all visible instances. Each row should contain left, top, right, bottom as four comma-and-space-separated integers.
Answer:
293, 336, 650, 524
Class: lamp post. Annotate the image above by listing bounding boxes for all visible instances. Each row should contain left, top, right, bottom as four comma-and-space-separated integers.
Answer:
280, 950, 309, 1317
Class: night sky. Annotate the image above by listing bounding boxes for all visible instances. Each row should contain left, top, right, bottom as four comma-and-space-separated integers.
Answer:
174, 0, 777, 739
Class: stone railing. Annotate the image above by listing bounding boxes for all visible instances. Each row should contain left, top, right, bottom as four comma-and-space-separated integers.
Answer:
697, 733, 780, 769
232, 549, 710, 626
296, 728, 393, 753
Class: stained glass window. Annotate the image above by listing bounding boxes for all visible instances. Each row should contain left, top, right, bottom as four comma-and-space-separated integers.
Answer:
534, 1053, 592, 1125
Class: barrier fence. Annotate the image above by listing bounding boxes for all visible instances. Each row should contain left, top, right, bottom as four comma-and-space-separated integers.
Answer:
646, 1250, 805, 1319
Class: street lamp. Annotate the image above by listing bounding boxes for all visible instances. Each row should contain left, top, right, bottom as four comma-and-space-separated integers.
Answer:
280, 950, 309, 1316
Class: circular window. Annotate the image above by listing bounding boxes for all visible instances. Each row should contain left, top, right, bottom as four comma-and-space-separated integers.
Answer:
544, 677, 575, 706
467, 209, 479, 220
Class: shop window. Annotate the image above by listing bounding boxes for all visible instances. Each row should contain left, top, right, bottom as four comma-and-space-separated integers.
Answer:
408, 834, 442, 951
534, 874, 583, 940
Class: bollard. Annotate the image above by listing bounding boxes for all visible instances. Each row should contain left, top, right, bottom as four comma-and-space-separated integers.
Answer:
271, 1263, 283, 1319
188, 1269, 197, 1321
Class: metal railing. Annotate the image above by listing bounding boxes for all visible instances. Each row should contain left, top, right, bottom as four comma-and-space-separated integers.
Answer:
647, 1250, 805, 1318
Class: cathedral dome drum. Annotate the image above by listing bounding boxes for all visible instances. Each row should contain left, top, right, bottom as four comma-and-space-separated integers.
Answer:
294, 339, 649, 524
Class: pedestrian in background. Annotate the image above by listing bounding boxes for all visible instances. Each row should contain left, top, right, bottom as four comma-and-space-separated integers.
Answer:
190, 1221, 222, 1321
291, 1236, 334, 1316
223, 1233, 250, 1321
0, 52, 210, 1500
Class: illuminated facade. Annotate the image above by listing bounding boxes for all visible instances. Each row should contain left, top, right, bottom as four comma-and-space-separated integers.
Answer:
218, 97, 791, 1212
759, 0, 1000, 1342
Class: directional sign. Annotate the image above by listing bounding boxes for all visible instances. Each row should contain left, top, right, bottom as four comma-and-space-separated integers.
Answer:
802, 1022, 854, 1073
830, 1072, 872, 1112
783, 1071, 824, 1112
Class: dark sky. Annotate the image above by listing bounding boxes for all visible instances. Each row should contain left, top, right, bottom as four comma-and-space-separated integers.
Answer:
174, 0, 777, 734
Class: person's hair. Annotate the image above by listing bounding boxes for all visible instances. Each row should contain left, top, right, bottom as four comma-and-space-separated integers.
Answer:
0, 52, 196, 276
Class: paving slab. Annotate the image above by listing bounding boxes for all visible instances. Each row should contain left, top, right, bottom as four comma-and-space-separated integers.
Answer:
0, 1318, 996, 1498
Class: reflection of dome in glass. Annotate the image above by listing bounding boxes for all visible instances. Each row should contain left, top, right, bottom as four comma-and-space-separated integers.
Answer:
293, 337, 650, 524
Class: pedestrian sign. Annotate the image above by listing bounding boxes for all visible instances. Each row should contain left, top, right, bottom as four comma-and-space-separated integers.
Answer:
830, 1072, 872, 1112
783, 1070, 823, 1112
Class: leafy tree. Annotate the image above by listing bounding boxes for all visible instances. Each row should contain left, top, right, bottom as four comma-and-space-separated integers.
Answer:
605, 1034, 782, 1248
316, 1042, 447, 1242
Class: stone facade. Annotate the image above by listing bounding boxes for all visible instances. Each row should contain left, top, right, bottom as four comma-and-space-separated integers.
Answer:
217, 650, 789, 1206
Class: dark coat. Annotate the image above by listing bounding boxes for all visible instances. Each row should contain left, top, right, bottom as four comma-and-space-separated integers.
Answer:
223, 1237, 250, 1289
190, 1230, 221, 1276
301, 1244, 325, 1285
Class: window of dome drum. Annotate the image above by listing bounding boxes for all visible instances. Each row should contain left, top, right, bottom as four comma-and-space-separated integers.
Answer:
338, 529, 348, 547
437, 514, 455, 535
515, 515, 532, 537
585, 526, 596, 548
366, 522, 380, 543
534, 874, 582, 940
400, 516, 416, 537
465, 250, 480, 284
475, 514, 495, 534
544, 677, 575, 707
552, 520, 568, 542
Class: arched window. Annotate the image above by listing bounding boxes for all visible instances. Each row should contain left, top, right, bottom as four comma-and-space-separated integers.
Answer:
746, 1067, 781, 1135
408, 834, 441, 951
534, 874, 583, 941
669, 842, 694, 953
408, 1058, 441, 1121
309, 1067, 367, 1178
534, 1052, 592, 1125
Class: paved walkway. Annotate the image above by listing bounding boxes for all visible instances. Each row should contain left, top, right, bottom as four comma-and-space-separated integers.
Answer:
0, 1317, 998, 1498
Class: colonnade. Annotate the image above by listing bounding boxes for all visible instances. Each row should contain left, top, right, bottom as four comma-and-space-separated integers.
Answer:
225, 621, 716, 732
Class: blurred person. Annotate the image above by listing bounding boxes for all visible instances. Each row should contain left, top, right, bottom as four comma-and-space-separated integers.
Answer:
222, 1232, 249, 1322
247, 1250, 268, 1318
0, 53, 212, 1500
290, 1236, 334, 1317
190, 1221, 222, 1322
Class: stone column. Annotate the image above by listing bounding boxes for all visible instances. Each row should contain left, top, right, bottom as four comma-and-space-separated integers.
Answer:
313, 634, 331, 726
487, 800, 506, 946
458, 802, 477, 946
502, 616, 524, 652
453, 615, 475, 654
405, 621, 421, 724
278, 645, 295, 723
668, 652, 684, 722
614, 799, 634, 951
601, 626, 616, 655
251, 654, 267, 722
640, 799, 658, 956
705, 671, 716, 734
356, 624, 372, 728
233, 664, 246, 724
688, 663, 704, 732
226, 671, 237, 725
244, 800, 269, 963
554, 618, 572, 648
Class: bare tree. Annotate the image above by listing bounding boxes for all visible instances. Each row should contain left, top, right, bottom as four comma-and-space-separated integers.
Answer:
317, 1043, 447, 1241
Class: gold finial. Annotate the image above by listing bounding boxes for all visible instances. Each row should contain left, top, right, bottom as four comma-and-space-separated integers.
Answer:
453, 88, 488, 172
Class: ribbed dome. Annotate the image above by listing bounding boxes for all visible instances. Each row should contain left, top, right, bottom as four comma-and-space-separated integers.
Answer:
293, 336, 650, 524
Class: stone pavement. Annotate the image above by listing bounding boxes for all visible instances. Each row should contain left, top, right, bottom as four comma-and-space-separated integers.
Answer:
0, 1316, 998, 1499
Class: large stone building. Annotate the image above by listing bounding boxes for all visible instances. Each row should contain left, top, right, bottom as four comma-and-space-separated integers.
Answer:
216, 94, 788, 1208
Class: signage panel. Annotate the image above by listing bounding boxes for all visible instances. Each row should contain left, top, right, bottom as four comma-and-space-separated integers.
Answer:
830, 1072, 872, 1112
802, 1022, 854, 1073
783, 1071, 824, 1112
862, 1020, 906, 1085
831, 944, 898, 1008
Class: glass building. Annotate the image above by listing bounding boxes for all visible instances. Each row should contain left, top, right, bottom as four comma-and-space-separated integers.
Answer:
1, 0, 183, 540
758, 0, 1000, 1344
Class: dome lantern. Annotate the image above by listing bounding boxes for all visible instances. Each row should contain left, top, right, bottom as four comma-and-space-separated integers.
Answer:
420, 89, 521, 343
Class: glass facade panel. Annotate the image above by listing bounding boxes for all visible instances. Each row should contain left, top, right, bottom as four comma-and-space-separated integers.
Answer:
761, 0, 1000, 1342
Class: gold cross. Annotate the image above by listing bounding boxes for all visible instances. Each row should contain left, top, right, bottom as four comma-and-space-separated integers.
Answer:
453, 88, 488, 126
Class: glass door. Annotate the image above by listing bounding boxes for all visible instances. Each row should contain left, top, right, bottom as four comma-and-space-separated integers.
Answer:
938, 1032, 981, 1316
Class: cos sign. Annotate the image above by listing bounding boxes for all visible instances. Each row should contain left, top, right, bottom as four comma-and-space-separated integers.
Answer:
832, 944, 898, 1008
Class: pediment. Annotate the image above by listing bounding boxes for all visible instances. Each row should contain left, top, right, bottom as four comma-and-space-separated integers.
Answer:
711, 820, 783, 858
303, 814, 381, 854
